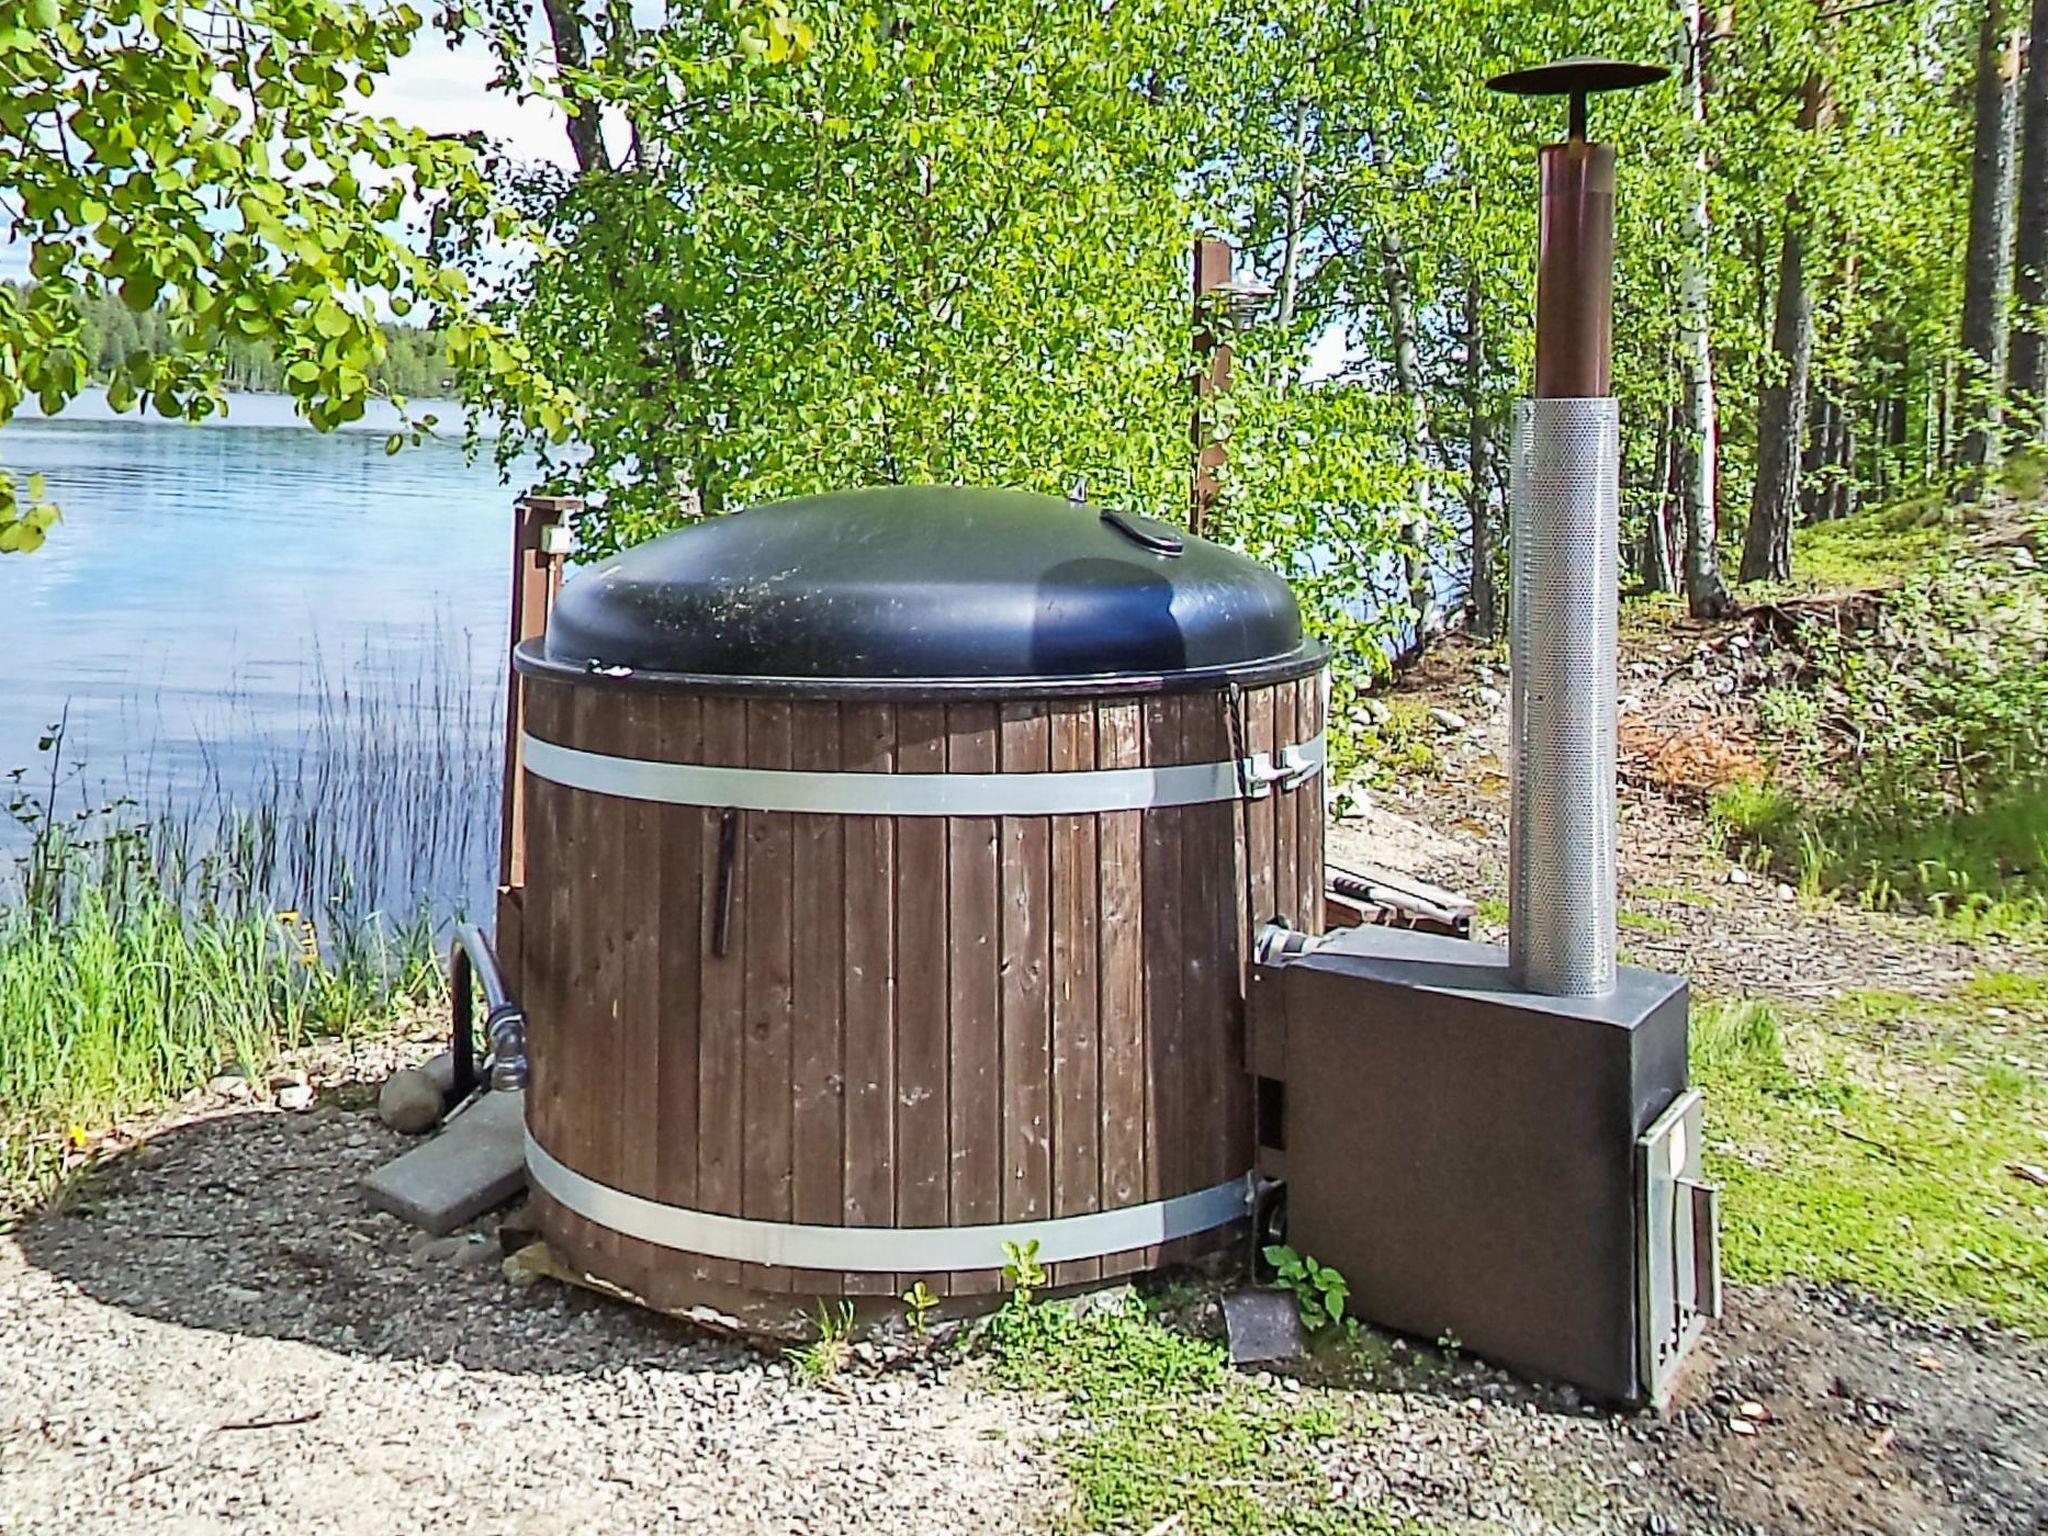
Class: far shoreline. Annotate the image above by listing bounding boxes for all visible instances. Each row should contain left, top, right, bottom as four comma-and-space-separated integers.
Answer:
8, 387, 497, 440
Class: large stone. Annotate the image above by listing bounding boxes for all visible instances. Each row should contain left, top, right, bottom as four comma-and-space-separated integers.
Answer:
378, 1068, 446, 1134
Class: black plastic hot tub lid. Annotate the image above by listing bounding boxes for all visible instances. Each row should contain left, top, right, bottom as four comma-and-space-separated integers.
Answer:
531, 485, 1324, 693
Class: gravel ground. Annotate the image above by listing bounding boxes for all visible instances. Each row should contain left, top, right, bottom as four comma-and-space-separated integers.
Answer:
0, 1048, 1067, 1536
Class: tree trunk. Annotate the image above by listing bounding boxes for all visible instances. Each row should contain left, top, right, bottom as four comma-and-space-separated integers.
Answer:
1800, 384, 1828, 524
1960, 0, 2022, 481
540, 0, 608, 176
1743, 71, 1827, 586
1382, 219, 1438, 653
1744, 216, 1811, 583
1642, 404, 1679, 593
1464, 277, 1498, 639
2010, 0, 2048, 442
1276, 101, 1310, 329
1678, 0, 1737, 616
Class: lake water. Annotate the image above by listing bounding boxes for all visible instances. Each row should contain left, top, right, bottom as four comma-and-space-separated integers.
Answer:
0, 395, 521, 924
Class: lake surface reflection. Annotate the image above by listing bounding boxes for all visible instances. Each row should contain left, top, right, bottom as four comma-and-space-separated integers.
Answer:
0, 398, 520, 923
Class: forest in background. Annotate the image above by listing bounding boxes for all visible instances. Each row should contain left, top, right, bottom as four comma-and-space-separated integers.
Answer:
0, 284, 457, 400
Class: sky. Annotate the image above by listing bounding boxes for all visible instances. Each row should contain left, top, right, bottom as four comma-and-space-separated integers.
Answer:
373, 30, 575, 170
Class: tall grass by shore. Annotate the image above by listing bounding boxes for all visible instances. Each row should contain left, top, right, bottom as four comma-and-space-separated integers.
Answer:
0, 643, 496, 1212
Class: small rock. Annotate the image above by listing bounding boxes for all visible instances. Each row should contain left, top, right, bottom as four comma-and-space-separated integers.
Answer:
1729, 1418, 1758, 1437
379, 1068, 446, 1134
207, 1072, 253, 1101
1429, 707, 1468, 732
1738, 1400, 1770, 1422
1727, 866, 1751, 886
276, 1084, 315, 1112
1774, 883, 1795, 902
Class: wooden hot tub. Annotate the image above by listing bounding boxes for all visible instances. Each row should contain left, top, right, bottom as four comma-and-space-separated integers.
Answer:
511, 486, 1326, 1316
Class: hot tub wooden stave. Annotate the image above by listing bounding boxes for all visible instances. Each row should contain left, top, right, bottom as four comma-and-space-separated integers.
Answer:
518, 671, 1325, 1314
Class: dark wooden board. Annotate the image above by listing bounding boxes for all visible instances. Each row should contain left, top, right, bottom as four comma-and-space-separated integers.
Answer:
1137, 694, 1185, 1271
1096, 699, 1147, 1279
998, 703, 1053, 1248
1049, 702, 1101, 1287
610, 689, 665, 1299
946, 704, 1003, 1291
741, 700, 796, 1294
790, 703, 847, 1241
839, 703, 897, 1296
647, 692, 706, 1309
694, 696, 750, 1288
893, 706, 951, 1291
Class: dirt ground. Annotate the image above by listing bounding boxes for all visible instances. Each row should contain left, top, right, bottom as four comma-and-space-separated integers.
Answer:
3, 620, 2044, 1535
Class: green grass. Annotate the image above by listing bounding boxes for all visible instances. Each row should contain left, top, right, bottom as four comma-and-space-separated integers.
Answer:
1999, 445, 2048, 502
1618, 908, 1680, 937
1790, 494, 1958, 590
1693, 986, 2048, 1331
1714, 490, 2048, 935
1711, 778, 2048, 934
1346, 697, 1444, 787
0, 839, 440, 1212
986, 1297, 1421, 1535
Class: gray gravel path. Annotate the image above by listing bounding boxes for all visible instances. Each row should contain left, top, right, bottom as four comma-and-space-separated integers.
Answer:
0, 1033, 1065, 1536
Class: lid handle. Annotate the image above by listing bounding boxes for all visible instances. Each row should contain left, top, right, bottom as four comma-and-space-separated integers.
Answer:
1100, 508, 1186, 557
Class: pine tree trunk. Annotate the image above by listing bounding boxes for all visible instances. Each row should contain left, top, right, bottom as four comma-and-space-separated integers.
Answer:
1678, 0, 1737, 617
1382, 220, 1438, 654
2010, 0, 2048, 441
1744, 214, 1812, 583
1960, 0, 2022, 481
1464, 277, 1498, 639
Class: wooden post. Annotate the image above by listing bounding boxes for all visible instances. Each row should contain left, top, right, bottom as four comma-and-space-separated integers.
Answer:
497, 493, 578, 990
1191, 237, 1234, 536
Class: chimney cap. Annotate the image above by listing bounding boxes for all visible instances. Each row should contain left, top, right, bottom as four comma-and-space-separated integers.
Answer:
1486, 57, 1669, 97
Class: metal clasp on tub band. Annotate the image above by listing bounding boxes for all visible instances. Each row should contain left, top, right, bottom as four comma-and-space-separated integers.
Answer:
525, 1130, 1253, 1271
520, 731, 1325, 816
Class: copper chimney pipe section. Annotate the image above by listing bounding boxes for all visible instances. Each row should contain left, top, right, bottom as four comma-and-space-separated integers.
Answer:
1491, 58, 1664, 399
1535, 140, 1615, 399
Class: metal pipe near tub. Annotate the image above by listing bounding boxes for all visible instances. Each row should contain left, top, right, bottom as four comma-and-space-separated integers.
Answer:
1488, 58, 1666, 997
449, 922, 528, 1099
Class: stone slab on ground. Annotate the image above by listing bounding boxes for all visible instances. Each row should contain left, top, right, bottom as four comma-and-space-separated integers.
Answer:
1222, 1286, 1305, 1364
360, 1087, 526, 1235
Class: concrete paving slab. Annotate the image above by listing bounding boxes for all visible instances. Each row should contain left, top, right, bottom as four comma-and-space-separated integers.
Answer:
361, 1088, 526, 1235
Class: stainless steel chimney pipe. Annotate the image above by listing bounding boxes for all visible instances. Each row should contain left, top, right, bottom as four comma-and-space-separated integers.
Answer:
1508, 398, 1619, 994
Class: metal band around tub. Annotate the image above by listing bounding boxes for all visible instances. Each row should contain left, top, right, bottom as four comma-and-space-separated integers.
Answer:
521, 731, 1323, 815
526, 1129, 1253, 1270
